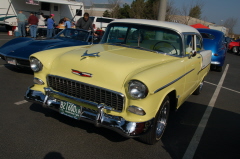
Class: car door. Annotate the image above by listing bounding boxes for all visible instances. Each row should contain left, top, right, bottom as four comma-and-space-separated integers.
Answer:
181, 34, 202, 101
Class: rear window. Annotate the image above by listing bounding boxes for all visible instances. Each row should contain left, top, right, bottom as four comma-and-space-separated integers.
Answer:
96, 18, 113, 23
200, 33, 215, 39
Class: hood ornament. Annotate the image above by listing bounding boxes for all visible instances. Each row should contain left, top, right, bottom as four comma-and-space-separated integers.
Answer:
81, 50, 100, 57
72, 69, 92, 77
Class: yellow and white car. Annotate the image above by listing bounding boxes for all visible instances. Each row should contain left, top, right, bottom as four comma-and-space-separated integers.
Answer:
25, 19, 212, 144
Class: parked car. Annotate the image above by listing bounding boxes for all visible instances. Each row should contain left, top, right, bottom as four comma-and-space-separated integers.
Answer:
89, 16, 115, 31
197, 28, 227, 72
25, 19, 212, 145
0, 28, 100, 68
224, 37, 231, 49
228, 39, 240, 53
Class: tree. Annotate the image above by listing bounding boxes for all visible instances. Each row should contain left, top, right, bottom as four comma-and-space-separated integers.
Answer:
103, 10, 111, 17
223, 17, 238, 35
179, 0, 204, 25
117, 3, 131, 18
129, 0, 145, 19
189, 5, 201, 19
108, 0, 121, 18
165, 0, 179, 22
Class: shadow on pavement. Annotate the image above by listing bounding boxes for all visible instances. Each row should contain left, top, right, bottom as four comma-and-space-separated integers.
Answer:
28, 99, 240, 159
3, 64, 33, 75
44, 152, 65, 159
161, 101, 240, 159
29, 103, 129, 143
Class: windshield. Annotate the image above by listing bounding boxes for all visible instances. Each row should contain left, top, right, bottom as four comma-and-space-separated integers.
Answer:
56, 29, 90, 41
101, 23, 183, 55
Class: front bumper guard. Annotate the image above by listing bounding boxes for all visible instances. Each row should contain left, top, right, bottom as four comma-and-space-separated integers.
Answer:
24, 87, 154, 138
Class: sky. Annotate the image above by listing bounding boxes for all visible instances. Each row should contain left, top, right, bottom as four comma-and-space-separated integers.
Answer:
80, 0, 240, 34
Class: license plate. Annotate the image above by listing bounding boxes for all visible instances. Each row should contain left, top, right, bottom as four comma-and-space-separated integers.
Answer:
59, 101, 82, 119
7, 58, 16, 65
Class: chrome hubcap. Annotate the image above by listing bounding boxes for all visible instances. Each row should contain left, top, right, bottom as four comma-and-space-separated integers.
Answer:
233, 47, 237, 53
156, 101, 169, 139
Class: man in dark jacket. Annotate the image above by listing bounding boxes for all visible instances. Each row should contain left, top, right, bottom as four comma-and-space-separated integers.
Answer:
28, 12, 39, 38
76, 12, 96, 36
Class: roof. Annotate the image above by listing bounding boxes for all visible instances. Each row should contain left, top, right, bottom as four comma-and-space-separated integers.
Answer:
190, 23, 210, 29
36, 0, 83, 5
111, 19, 199, 33
197, 28, 224, 38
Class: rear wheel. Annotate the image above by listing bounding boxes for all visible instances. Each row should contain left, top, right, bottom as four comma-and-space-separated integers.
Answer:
216, 66, 223, 72
139, 96, 170, 145
232, 46, 238, 53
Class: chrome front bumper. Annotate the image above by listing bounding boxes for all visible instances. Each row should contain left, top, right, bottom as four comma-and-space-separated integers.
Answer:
24, 87, 154, 138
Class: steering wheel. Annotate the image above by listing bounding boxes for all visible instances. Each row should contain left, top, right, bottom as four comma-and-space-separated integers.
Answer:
153, 41, 178, 55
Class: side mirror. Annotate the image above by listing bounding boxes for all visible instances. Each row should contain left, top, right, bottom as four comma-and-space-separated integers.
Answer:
188, 50, 197, 59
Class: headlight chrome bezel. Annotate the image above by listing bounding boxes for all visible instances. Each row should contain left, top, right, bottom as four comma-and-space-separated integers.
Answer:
30, 57, 43, 72
128, 80, 148, 99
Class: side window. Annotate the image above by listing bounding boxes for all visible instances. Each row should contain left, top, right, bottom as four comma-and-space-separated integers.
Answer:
184, 35, 194, 54
196, 35, 203, 51
107, 26, 128, 43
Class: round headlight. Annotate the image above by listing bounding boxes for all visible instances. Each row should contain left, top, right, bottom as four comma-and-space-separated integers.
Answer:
128, 80, 148, 99
30, 57, 43, 72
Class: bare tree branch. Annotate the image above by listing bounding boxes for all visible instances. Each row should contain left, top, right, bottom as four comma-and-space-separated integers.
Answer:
223, 17, 238, 34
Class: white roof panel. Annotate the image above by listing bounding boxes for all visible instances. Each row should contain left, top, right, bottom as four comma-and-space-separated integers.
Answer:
36, 0, 83, 5
111, 19, 199, 34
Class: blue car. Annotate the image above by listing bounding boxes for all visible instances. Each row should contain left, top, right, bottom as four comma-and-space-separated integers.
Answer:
197, 29, 227, 72
0, 28, 100, 69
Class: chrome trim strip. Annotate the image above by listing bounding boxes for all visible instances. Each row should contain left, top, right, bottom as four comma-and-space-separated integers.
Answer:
154, 69, 195, 94
46, 74, 125, 112
198, 63, 210, 74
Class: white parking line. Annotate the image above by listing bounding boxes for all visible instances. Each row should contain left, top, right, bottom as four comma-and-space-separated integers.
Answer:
14, 100, 28, 105
205, 81, 240, 94
183, 64, 229, 159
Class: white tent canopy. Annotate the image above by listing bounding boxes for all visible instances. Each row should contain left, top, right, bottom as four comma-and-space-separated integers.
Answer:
34, 0, 83, 5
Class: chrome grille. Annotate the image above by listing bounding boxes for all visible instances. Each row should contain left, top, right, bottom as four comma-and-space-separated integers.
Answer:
47, 75, 124, 111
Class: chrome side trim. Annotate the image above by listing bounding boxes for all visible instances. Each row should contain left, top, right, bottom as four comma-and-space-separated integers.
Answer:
198, 63, 210, 74
154, 69, 195, 94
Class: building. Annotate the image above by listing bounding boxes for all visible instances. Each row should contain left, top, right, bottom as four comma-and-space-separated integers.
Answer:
85, 3, 112, 16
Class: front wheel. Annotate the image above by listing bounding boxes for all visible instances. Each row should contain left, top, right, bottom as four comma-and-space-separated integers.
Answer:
139, 96, 170, 145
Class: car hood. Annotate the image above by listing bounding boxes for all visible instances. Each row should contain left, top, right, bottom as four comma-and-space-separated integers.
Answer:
49, 44, 179, 92
0, 38, 85, 59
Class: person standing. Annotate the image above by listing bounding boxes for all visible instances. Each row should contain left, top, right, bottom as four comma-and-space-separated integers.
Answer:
64, 17, 71, 28
38, 13, 45, 26
16, 11, 27, 37
76, 12, 96, 35
47, 14, 55, 38
28, 12, 38, 38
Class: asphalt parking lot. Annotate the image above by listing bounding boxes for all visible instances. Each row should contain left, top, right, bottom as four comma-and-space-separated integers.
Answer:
0, 26, 239, 159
